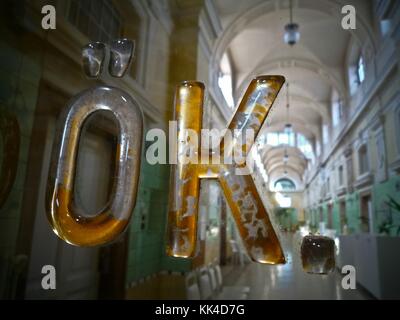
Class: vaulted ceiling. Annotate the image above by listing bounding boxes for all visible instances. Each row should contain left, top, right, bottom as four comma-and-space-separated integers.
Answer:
212, 0, 375, 190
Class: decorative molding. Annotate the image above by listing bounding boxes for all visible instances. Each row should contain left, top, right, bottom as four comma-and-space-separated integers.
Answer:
336, 186, 347, 197
354, 172, 374, 190
199, 0, 222, 54
199, 27, 212, 59
146, 0, 174, 34
344, 146, 353, 158
389, 156, 400, 176
235, 57, 346, 103
324, 192, 332, 202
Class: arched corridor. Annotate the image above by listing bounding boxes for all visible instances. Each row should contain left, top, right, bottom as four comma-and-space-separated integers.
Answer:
0, 0, 399, 300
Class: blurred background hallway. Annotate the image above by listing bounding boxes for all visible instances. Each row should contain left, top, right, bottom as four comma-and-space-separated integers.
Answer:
0, 0, 399, 300
222, 233, 373, 300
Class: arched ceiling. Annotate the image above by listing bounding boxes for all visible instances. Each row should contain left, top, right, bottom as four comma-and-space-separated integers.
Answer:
261, 146, 309, 183
212, 0, 374, 190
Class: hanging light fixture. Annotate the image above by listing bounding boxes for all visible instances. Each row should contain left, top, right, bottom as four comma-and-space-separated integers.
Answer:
283, 157, 288, 175
283, 149, 289, 163
284, 123, 292, 133
284, 0, 300, 46
283, 84, 290, 164
284, 82, 292, 134
283, 149, 289, 176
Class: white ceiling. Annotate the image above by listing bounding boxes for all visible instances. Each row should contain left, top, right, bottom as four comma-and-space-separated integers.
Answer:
212, 0, 373, 189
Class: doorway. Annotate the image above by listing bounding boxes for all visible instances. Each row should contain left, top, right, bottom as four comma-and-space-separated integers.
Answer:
339, 200, 347, 233
360, 194, 373, 233
327, 204, 333, 229
319, 207, 324, 223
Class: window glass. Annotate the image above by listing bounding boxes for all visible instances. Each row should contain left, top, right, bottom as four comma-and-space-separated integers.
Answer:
358, 145, 369, 175
267, 132, 279, 146
322, 124, 329, 145
274, 178, 296, 191
357, 56, 365, 84
338, 165, 344, 186
278, 132, 289, 145
218, 53, 234, 108
66, 0, 122, 43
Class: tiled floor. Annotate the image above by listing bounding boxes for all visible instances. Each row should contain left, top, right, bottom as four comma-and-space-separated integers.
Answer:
224, 233, 374, 300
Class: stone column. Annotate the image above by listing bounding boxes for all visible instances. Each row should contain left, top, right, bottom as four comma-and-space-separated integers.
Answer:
167, 0, 205, 120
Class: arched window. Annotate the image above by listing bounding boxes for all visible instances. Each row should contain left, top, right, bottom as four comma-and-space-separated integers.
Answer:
331, 89, 343, 128
357, 55, 365, 84
338, 165, 344, 186
274, 178, 296, 191
218, 53, 234, 108
322, 124, 329, 145
358, 144, 369, 175
347, 40, 365, 95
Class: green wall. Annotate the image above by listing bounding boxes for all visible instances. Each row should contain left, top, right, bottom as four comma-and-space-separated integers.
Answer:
331, 203, 341, 232
372, 175, 400, 236
125, 147, 190, 285
276, 208, 298, 231
306, 175, 400, 237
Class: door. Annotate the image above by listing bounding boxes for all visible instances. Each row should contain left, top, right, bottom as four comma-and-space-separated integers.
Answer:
360, 194, 372, 233
339, 201, 346, 233
327, 204, 333, 229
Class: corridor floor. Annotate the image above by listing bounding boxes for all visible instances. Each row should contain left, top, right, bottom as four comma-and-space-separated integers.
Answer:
224, 233, 374, 300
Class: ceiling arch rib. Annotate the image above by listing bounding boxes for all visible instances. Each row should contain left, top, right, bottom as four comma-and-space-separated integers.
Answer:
265, 152, 308, 169
263, 120, 320, 141
264, 94, 326, 126
235, 57, 345, 104
264, 159, 307, 175
269, 167, 304, 188
290, 94, 329, 122
261, 145, 308, 169
267, 160, 307, 177
261, 124, 319, 144
261, 145, 309, 164
267, 111, 318, 129
268, 163, 304, 180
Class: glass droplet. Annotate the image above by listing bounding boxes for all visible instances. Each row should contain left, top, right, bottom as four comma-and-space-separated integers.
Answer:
301, 234, 335, 274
